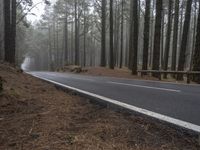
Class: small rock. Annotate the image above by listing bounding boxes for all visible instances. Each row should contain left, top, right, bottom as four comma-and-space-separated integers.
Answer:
30, 133, 40, 139
8, 142, 16, 147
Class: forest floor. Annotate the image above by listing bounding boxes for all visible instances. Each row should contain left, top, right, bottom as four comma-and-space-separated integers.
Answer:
0, 63, 200, 150
68, 67, 197, 84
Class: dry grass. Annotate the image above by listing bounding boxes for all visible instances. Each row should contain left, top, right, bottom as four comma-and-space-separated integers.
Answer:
0, 63, 199, 150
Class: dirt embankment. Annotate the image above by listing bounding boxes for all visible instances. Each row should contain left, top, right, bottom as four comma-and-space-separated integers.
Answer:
0, 63, 199, 150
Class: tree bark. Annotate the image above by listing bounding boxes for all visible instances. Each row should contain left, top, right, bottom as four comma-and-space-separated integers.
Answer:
177, 0, 192, 80
101, 0, 106, 67
75, 0, 79, 65
152, 0, 163, 77
4, 0, 11, 63
142, 0, 151, 72
149, 0, 155, 68
128, 0, 133, 69
131, 0, 139, 75
163, 0, 173, 78
190, 0, 198, 71
83, 7, 87, 67
64, 12, 68, 65
193, 1, 200, 83
109, 0, 114, 69
171, 0, 179, 72
0, 1, 4, 60
119, 0, 124, 68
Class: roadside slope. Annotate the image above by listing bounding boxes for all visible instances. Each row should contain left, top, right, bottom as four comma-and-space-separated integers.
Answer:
0, 63, 199, 150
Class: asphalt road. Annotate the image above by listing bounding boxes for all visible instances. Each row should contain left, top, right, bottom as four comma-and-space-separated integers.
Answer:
29, 71, 200, 131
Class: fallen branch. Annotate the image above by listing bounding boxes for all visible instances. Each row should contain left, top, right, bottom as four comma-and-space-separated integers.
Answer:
0, 76, 3, 93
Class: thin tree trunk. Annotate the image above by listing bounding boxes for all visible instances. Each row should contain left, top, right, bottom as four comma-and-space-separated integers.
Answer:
119, 0, 124, 68
83, 11, 86, 67
163, 0, 173, 78
101, 0, 106, 67
48, 26, 53, 70
128, 0, 133, 69
56, 22, 59, 67
125, 20, 129, 67
171, 0, 179, 72
53, 21, 57, 68
160, 10, 165, 69
149, 0, 155, 68
114, 1, 120, 67
109, 0, 114, 69
64, 12, 68, 65
75, 0, 79, 65
71, 22, 74, 64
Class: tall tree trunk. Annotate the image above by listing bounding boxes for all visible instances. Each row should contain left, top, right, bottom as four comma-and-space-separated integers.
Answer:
190, 0, 197, 71
160, 10, 165, 69
152, 0, 163, 77
4, 0, 11, 63
125, 20, 129, 67
53, 21, 56, 67
10, 0, 16, 64
71, 22, 74, 64
109, 0, 114, 69
163, 0, 173, 78
128, 0, 133, 69
101, 0, 106, 67
114, 1, 120, 67
48, 26, 53, 70
0, 1, 4, 60
75, 0, 79, 65
83, 10, 86, 67
142, 0, 151, 72
131, 0, 139, 75
119, 0, 124, 68
64, 12, 68, 65
149, 0, 155, 68
193, 1, 200, 83
171, 0, 179, 72
177, 0, 192, 80
56, 22, 59, 67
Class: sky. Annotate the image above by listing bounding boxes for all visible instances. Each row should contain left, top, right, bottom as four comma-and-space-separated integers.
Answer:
27, 0, 56, 22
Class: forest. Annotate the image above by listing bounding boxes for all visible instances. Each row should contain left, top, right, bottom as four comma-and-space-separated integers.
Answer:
0, 0, 200, 82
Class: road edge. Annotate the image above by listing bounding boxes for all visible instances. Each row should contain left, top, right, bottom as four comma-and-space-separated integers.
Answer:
27, 72, 200, 139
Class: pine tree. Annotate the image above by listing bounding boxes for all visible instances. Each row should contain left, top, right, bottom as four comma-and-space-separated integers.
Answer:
177, 0, 192, 80
101, 0, 106, 67
142, 0, 151, 72
193, 1, 200, 83
152, 0, 163, 77
171, 0, 179, 72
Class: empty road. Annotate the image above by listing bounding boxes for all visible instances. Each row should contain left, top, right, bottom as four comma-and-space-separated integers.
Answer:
29, 71, 200, 133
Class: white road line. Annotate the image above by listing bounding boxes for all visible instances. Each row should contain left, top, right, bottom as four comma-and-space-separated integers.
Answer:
27, 73, 200, 134
32, 72, 95, 82
70, 76, 95, 82
108, 81, 181, 93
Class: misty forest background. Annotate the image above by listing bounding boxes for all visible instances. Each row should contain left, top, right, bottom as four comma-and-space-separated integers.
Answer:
0, 0, 200, 82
